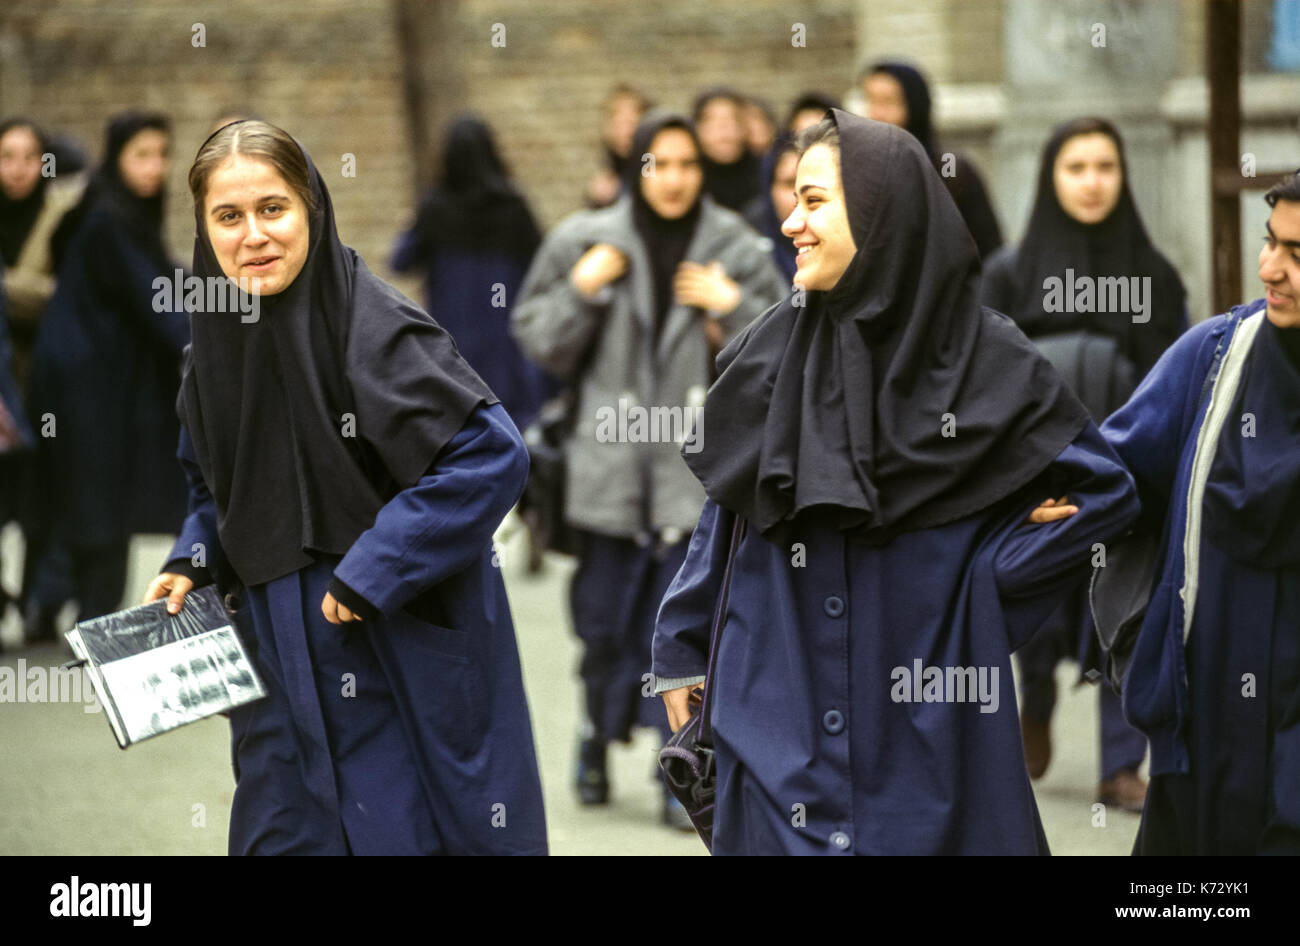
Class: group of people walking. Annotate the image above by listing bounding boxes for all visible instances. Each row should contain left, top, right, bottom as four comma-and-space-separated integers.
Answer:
1, 54, 1294, 855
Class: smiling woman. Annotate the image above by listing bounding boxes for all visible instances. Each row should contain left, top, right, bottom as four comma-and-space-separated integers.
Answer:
653, 111, 1141, 855
142, 120, 548, 855
189, 129, 313, 296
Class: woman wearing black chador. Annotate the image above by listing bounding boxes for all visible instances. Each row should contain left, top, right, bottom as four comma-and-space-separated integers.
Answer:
982, 117, 1188, 814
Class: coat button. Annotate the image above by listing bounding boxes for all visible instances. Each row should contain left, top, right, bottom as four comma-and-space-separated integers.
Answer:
830, 830, 851, 851
823, 595, 845, 617
822, 709, 845, 734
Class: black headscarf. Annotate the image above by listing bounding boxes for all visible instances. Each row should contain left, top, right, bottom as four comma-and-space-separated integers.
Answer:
1000, 118, 1185, 376
0, 118, 49, 266
867, 63, 936, 158
1203, 317, 1300, 568
625, 111, 703, 339
51, 111, 170, 271
407, 114, 539, 258
692, 87, 760, 212
178, 126, 497, 587
684, 110, 1091, 547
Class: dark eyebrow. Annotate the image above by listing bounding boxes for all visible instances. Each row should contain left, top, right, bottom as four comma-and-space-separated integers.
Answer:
797, 183, 828, 196
208, 194, 291, 216
1266, 221, 1300, 250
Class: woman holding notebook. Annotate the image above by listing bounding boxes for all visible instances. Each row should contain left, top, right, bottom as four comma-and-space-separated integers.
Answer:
144, 120, 546, 856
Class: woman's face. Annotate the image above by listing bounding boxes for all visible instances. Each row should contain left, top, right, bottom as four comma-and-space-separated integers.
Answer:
770, 150, 799, 223
864, 73, 909, 128
0, 126, 43, 201
1053, 132, 1123, 225
782, 143, 857, 291
203, 154, 309, 296
603, 94, 643, 158
696, 98, 746, 165
640, 128, 703, 220
118, 128, 170, 199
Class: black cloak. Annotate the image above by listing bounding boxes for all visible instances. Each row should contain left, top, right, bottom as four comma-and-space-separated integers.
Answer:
404, 114, 540, 259
990, 118, 1187, 378
178, 127, 497, 587
869, 61, 1004, 258
683, 109, 1091, 547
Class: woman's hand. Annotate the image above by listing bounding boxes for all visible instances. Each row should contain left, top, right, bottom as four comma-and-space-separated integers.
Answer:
1025, 495, 1078, 525
663, 684, 698, 733
144, 573, 194, 614
674, 260, 741, 315
321, 591, 362, 625
571, 243, 629, 299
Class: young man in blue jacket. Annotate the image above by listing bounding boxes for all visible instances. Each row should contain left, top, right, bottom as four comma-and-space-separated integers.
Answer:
1102, 172, 1300, 854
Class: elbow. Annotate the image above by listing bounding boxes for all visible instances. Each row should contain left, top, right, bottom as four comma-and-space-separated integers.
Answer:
481, 406, 531, 514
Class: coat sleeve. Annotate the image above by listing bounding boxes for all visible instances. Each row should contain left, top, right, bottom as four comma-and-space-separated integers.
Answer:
330, 402, 529, 619
716, 231, 788, 339
991, 423, 1140, 649
651, 498, 732, 688
510, 219, 611, 378
1101, 317, 1218, 524
162, 424, 227, 588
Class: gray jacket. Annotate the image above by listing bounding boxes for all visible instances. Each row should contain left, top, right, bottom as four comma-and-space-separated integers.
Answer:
512, 194, 786, 538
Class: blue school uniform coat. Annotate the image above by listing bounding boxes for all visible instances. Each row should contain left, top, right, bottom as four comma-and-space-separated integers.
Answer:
653, 424, 1138, 855
168, 402, 548, 855
1102, 300, 1300, 853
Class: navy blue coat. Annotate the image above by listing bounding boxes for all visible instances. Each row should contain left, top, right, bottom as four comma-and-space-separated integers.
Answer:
391, 239, 549, 431
0, 259, 34, 452
653, 424, 1138, 854
168, 402, 548, 855
31, 204, 188, 546
1103, 300, 1300, 852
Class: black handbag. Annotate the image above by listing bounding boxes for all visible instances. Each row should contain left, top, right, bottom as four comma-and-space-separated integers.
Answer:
658, 512, 746, 851
519, 391, 582, 556
1088, 328, 1230, 695
1089, 528, 1160, 694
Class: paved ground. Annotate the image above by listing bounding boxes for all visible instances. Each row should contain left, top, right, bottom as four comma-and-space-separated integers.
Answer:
0, 519, 1144, 855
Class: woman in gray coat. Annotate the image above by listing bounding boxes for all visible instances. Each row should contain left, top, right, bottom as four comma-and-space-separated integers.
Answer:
512, 110, 785, 827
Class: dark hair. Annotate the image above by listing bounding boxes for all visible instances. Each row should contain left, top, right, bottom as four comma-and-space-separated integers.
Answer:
188, 119, 315, 217
692, 85, 747, 122
794, 117, 840, 160
784, 92, 840, 130
1265, 171, 1300, 208
0, 117, 47, 152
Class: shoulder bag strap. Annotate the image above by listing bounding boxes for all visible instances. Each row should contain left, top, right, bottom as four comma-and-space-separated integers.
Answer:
697, 511, 747, 748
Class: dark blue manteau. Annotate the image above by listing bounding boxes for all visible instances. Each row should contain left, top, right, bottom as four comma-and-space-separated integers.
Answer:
169, 403, 547, 855
32, 203, 188, 545
1103, 300, 1300, 853
654, 424, 1138, 854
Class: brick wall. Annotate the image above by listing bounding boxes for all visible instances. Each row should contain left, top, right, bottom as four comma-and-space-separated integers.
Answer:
0, 0, 858, 293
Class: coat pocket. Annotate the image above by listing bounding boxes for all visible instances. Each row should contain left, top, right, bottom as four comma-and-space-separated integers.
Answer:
381, 609, 491, 760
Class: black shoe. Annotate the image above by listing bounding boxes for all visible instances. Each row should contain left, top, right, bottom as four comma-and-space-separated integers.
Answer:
575, 737, 609, 805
